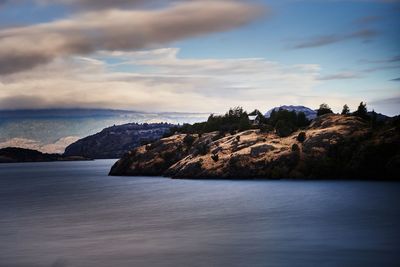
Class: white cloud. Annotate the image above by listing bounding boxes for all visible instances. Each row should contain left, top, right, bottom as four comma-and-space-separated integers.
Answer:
0, 47, 345, 113
0, 1, 264, 74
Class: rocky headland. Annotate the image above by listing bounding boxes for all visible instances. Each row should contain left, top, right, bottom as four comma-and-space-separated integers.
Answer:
109, 114, 400, 180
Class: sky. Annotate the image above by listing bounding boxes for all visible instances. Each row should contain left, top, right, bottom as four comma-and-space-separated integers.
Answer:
0, 0, 399, 115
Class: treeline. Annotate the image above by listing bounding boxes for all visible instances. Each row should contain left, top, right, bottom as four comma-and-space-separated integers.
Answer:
163, 101, 392, 138
316, 102, 369, 118
165, 106, 311, 138
316, 102, 385, 128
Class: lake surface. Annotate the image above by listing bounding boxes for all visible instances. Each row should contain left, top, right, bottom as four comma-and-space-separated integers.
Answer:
0, 160, 399, 267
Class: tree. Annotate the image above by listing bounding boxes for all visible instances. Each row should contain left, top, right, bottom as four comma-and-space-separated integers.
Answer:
296, 112, 309, 127
354, 102, 368, 120
341, 104, 350, 115
317, 103, 333, 116
275, 120, 293, 137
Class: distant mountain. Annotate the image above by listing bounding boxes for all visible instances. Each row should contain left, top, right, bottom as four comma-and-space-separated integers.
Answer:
265, 105, 317, 120
63, 122, 174, 159
0, 147, 88, 163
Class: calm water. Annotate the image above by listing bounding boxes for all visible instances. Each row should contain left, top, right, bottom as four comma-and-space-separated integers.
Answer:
0, 160, 399, 267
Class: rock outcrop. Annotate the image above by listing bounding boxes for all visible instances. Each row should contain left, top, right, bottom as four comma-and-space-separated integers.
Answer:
109, 114, 400, 180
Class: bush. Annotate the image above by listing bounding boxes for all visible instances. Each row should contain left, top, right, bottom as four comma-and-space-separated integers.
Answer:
259, 124, 273, 133
196, 143, 208, 155
211, 154, 219, 162
341, 104, 350, 115
275, 120, 294, 137
183, 134, 195, 147
292, 143, 300, 152
212, 132, 225, 141
297, 132, 306, 143
162, 131, 174, 138
317, 103, 333, 116
353, 102, 368, 120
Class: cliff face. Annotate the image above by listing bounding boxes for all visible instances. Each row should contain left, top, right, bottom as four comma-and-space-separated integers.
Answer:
64, 123, 173, 159
109, 114, 400, 180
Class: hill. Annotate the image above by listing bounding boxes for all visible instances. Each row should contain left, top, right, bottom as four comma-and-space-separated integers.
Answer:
64, 123, 174, 159
0, 147, 88, 163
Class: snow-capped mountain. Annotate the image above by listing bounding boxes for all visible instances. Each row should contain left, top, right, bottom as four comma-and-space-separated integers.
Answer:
264, 105, 317, 120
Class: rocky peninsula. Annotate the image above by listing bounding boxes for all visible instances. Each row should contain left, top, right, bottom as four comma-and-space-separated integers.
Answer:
109, 114, 400, 180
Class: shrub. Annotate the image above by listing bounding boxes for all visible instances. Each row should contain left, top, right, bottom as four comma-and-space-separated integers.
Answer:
297, 132, 306, 143
162, 131, 174, 138
211, 154, 219, 162
275, 120, 294, 137
196, 143, 208, 155
147, 140, 162, 150
341, 104, 350, 115
183, 134, 195, 147
296, 112, 310, 127
259, 124, 273, 133
228, 156, 239, 167
353, 102, 368, 120
212, 132, 225, 141
292, 143, 300, 152
317, 103, 333, 116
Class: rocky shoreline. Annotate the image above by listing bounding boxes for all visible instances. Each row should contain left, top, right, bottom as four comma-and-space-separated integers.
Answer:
109, 114, 400, 180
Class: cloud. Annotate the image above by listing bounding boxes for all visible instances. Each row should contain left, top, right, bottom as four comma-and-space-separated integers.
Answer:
40, 0, 183, 10
0, 47, 328, 113
1, 0, 186, 9
362, 64, 400, 73
0, 1, 264, 74
0, 95, 53, 109
355, 15, 383, 25
360, 55, 400, 64
390, 77, 400, 81
370, 96, 400, 106
291, 29, 379, 49
317, 72, 362, 80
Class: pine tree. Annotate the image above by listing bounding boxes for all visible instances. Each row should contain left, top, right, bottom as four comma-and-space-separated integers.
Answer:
317, 103, 333, 116
341, 104, 350, 115
354, 102, 368, 120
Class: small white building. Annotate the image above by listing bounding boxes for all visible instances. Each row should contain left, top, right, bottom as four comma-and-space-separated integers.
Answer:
248, 114, 261, 125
